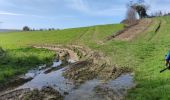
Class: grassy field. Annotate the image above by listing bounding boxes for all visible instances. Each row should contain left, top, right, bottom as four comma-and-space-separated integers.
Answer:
0, 16, 170, 99
0, 48, 55, 83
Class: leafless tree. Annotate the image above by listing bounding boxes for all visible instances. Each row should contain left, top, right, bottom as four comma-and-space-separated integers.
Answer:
126, 2, 137, 25
127, 8, 137, 24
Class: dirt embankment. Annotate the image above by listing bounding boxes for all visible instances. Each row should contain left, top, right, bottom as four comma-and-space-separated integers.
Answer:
34, 45, 131, 85
108, 19, 152, 41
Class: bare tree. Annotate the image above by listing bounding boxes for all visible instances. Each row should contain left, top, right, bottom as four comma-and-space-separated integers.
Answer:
126, 7, 137, 25
124, 2, 137, 26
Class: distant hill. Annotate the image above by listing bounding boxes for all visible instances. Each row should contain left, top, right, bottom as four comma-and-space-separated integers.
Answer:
0, 29, 20, 33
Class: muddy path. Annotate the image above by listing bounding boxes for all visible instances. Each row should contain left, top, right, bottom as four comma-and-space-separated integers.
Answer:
114, 19, 152, 41
33, 45, 132, 82
0, 45, 135, 100
33, 45, 80, 62
0, 87, 63, 100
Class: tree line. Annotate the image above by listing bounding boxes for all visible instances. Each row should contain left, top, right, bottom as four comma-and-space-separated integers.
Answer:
23, 26, 59, 31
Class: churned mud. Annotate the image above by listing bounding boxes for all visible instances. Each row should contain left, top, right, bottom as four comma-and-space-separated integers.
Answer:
33, 45, 79, 63
0, 87, 63, 100
0, 45, 135, 100
107, 19, 152, 41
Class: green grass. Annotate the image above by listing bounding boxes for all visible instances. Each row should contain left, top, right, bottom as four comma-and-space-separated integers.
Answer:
0, 27, 88, 49
1, 16, 170, 99
0, 48, 55, 83
0, 24, 124, 49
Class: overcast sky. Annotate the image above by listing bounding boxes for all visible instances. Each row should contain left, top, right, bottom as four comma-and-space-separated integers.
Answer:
0, 0, 170, 29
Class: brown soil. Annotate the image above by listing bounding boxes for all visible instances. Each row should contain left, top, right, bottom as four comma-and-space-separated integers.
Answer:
63, 60, 98, 85
22, 86, 63, 100
115, 19, 152, 41
0, 77, 33, 92
0, 86, 63, 100
94, 85, 122, 100
33, 45, 79, 62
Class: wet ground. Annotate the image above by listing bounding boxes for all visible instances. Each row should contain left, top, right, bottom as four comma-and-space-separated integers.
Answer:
0, 59, 135, 100
65, 74, 134, 100
17, 61, 74, 94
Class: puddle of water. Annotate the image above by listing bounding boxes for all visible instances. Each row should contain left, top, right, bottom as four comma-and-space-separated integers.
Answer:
52, 60, 62, 67
65, 79, 101, 100
20, 60, 62, 79
17, 60, 74, 94
68, 59, 76, 63
22, 69, 42, 79
16, 60, 78, 95
65, 74, 134, 100
107, 74, 134, 90
17, 67, 74, 94
38, 64, 47, 69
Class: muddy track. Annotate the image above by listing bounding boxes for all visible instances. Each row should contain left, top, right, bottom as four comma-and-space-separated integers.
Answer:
34, 45, 79, 62
0, 87, 63, 100
114, 19, 152, 41
0, 88, 31, 100
33, 45, 131, 84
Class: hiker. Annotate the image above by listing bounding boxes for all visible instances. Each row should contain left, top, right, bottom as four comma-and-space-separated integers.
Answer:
165, 51, 170, 67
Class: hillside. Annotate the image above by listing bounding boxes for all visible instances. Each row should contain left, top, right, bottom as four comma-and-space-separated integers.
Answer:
0, 16, 170, 99
0, 24, 123, 49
